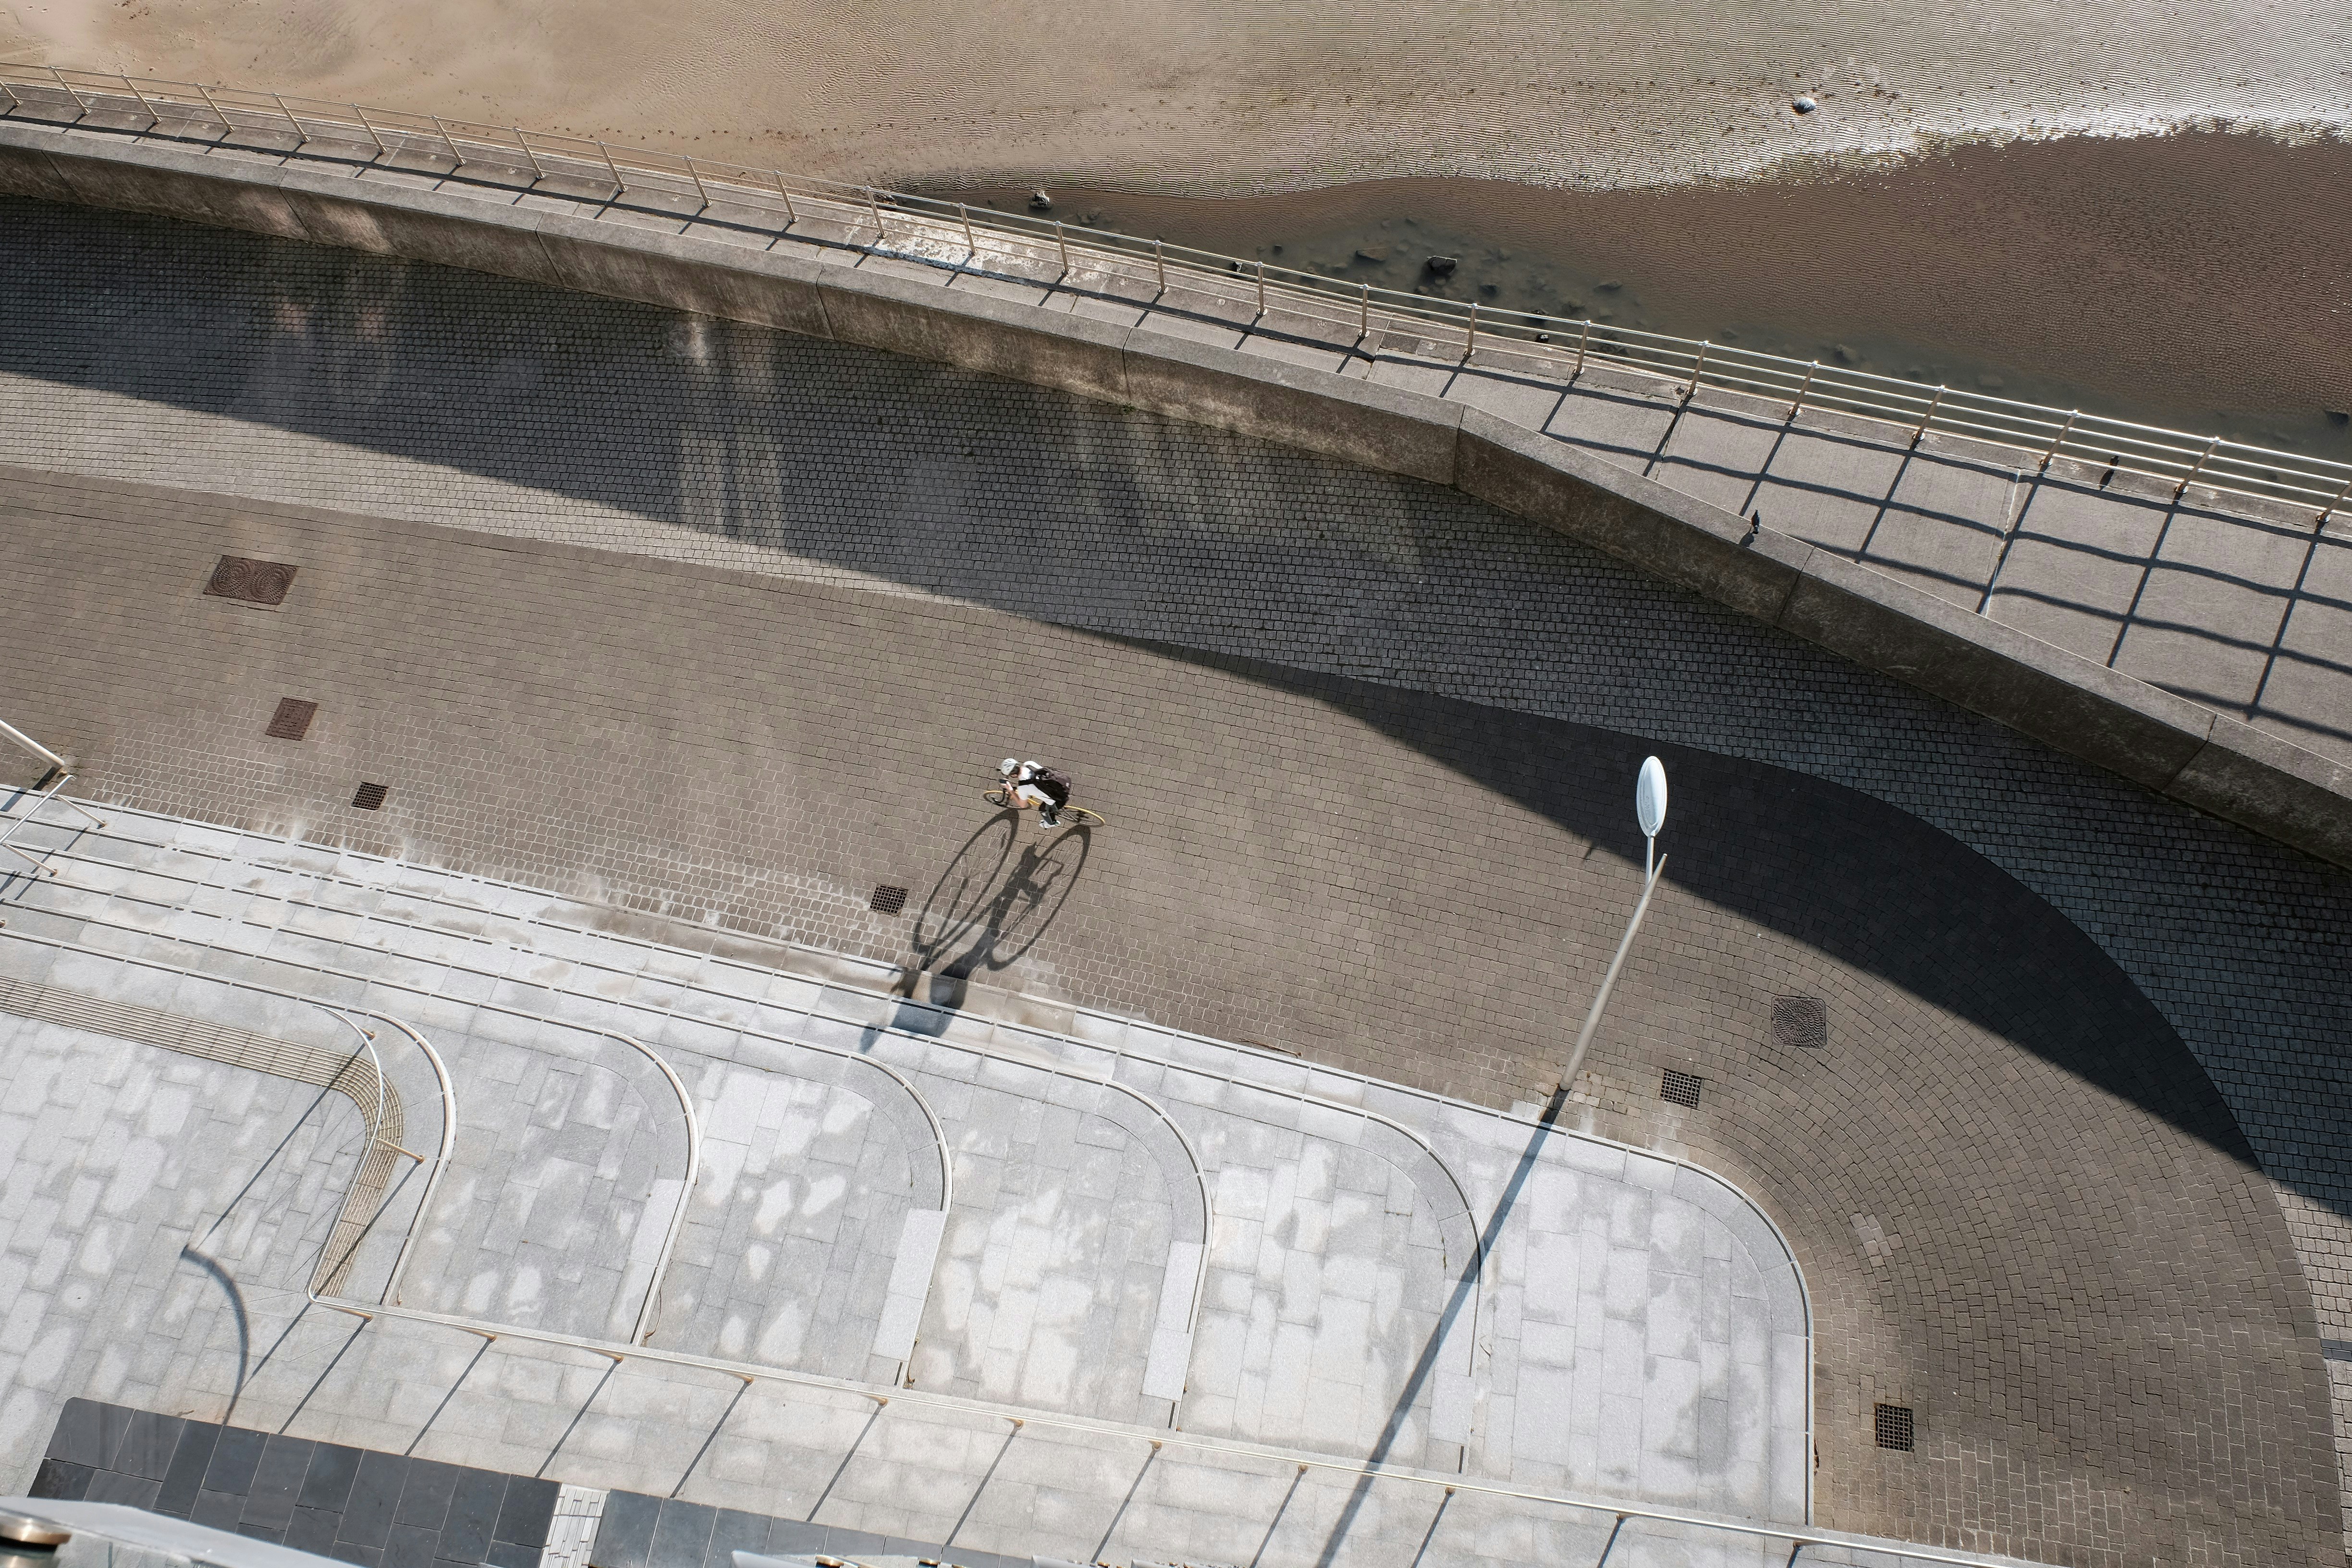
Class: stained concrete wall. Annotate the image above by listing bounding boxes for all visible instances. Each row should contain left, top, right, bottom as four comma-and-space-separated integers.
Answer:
1, 120, 2346, 870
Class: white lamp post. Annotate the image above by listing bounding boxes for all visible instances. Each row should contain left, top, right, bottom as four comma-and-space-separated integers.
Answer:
1636, 754, 1668, 882
1558, 758, 1670, 1097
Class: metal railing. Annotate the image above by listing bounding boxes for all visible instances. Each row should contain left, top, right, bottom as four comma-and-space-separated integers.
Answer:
0, 802, 2057, 1567
0, 716, 103, 878
0, 909, 2017, 1568
4, 65, 2347, 538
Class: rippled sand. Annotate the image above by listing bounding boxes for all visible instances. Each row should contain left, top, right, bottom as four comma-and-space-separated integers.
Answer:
5, 0, 2347, 438
949, 132, 2352, 451
10, 0, 2347, 188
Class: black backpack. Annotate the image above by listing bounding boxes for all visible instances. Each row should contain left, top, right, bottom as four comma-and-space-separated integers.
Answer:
1031, 766, 1075, 800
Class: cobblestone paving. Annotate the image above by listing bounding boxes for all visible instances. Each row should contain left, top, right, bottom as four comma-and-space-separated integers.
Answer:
0, 202, 2348, 1563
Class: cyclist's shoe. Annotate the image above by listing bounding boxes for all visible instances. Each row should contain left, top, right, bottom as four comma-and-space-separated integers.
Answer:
1038, 808, 1061, 827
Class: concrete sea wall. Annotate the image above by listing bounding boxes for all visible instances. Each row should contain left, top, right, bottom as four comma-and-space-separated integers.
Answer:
1, 120, 2347, 869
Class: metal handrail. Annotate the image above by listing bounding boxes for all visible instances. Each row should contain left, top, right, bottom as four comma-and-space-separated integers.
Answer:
611, 1026, 701, 1346
31, 816, 1582, 1478
18, 806, 1839, 1549
29, 800, 1803, 1368
0, 922, 445, 1295
3, 66, 2348, 536
3, 811, 956, 1349
0, 716, 105, 878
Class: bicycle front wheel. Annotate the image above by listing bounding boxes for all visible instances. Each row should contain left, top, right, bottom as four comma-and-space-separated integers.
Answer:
984, 787, 1018, 810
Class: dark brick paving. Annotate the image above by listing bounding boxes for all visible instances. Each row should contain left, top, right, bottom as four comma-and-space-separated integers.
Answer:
33, 1396, 558, 1566
0, 198, 2350, 1565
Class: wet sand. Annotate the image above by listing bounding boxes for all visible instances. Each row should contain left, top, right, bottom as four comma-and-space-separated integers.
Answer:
944, 131, 2352, 455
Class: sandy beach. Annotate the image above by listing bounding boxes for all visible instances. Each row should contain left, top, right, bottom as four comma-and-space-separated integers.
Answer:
947, 132, 2352, 453
2, 0, 2347, 444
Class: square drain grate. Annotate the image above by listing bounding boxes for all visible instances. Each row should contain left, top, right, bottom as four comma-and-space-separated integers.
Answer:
1773, 994, 1827, 1050
869, 884, 908, 915
265, 697, 317, 741
204, 555, 299, 606
1659, 1068, 1703, 1108
351, 782, 389, 811
1874, 1404, 1915, 1451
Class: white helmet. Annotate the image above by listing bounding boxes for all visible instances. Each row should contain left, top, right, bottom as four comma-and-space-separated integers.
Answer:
1000, 757, 1020, 776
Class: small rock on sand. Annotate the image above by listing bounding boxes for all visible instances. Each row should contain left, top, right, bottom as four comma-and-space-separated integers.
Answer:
1028, 189, 1052, 210
1426, 255, 1458, 276
1793, 96, 1818, 113
1354, 245, 1389, 263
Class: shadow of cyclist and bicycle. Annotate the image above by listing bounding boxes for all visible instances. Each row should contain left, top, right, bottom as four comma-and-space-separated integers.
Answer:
904, 806, 1093, 999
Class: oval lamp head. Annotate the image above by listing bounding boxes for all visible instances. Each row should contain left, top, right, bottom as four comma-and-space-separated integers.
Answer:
1636, 756, 1668, 839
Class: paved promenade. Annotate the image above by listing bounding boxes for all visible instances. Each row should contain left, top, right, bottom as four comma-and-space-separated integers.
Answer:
0, 445, 2343, 1568
0, 803, 1825, 1566
0, 98, 2344, 771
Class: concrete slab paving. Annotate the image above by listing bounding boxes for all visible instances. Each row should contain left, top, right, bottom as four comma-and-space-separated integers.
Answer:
1982, 479, 2174, 660
2108, 505, 2312, 716
0, 804, 1812, 1532
2247, 528, 2352, 756
0, 184, 2343, 1562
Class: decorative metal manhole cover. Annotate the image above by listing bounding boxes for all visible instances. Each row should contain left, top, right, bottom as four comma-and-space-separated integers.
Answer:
1659, 1068, 1703, 1108
1772, 994, 1827, 1050
204, 555, 299, 606
351, 782, 389, 811
869, 885, 908, 915
265, 698, 317, 741
1874, 1404, 1915, 1451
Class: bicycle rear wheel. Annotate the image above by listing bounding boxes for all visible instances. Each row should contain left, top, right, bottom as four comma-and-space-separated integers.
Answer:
1052, 805, 1108, 829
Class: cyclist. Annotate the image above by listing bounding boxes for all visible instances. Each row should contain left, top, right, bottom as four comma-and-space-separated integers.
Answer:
999, 758, 1073, 827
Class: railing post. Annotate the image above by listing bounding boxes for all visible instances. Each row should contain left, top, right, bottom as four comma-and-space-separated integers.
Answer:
1911, 384, 1946, 447
771, 171, 797, 226
2317, 474, 2352, 532
47, 67, 89, 116
1684, 340, 1710, 399
683, 155, 711, 212
1255, 259, 1267, 318
1572, 318, 1592, 379
119, 77, 161, 125
959, 202, 978, 257
1153, 238, 1166, 294
272, 93, 309, 145
192, 82, 230, 132
1054, 220, 1070, 275
2174, 435, 2221, 500
1788, 360, 1817, 419
2038, 409, 2080, 472
429, 114, 465, 169
1360, 282, 1371, 340
514, 128, 543, 180
353, 104, 388, 158
1464, 302, 1480, 360
866, 186, 886, 242
596, 139, 624, 193
1593, 1514, 1628, 1567
0, 75, 20, 112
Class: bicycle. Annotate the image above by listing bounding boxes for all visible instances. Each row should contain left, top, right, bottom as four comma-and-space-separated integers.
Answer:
984, 782, 1107, 829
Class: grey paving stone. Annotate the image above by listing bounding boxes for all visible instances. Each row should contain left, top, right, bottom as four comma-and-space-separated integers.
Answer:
0, 190, 2342, 1559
